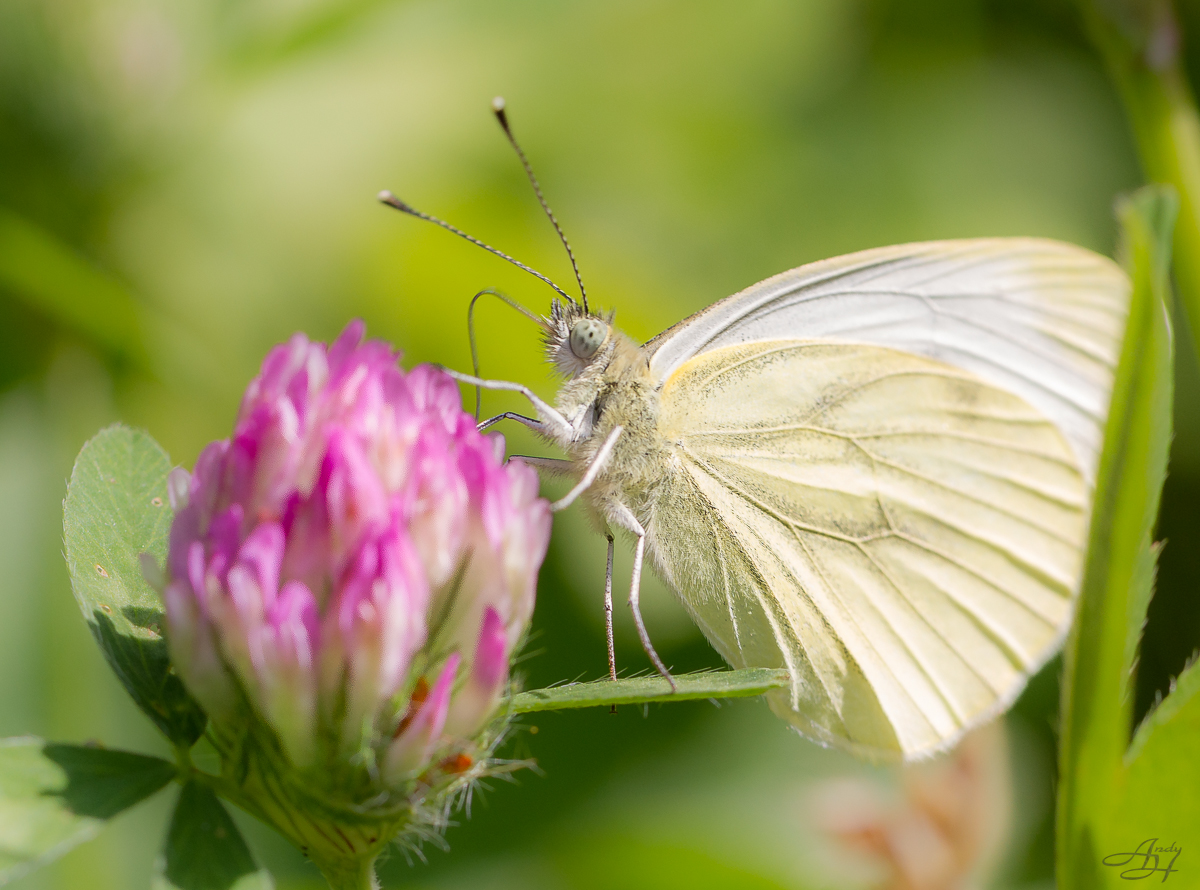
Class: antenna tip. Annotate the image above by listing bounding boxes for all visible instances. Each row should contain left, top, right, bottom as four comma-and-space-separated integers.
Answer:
377, 191, 414, 213
491, 95, 509, 129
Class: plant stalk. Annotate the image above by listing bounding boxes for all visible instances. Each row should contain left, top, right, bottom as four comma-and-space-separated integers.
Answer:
315, 854, 380, 890
508, 667, 790, 713
1082, 0, 1200, 355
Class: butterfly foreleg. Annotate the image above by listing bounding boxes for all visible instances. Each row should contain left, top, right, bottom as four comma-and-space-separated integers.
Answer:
441, 369, 574, 440
478, 411, 542, 433
550, 424, 624, 512
609, 501, 676, 690
510, 455, 575, 475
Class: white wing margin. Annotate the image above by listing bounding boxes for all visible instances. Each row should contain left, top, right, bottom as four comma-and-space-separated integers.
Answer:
646, 239, 1129, 481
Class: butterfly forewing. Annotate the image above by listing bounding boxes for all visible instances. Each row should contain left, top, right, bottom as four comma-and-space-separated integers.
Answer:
646, 238, 1128, 483
648, 340, 1088, 759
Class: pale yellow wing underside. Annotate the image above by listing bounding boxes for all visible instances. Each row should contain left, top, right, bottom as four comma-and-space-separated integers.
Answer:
649, 340, 1088, 760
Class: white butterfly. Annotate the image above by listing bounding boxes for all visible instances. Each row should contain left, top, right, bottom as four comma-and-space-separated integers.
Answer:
382, 101, 1129, 762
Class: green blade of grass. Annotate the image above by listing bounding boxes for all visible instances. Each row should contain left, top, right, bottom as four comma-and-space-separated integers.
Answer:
1056, 185, 1175, 889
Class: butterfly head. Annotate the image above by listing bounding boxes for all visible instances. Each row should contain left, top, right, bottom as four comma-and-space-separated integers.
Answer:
544, 298, 615, 378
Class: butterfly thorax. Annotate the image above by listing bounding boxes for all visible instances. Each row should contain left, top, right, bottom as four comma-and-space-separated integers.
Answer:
544, 305, 670, 527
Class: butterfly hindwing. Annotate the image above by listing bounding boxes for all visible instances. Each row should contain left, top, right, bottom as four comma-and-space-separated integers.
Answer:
647, 340, 1087, 759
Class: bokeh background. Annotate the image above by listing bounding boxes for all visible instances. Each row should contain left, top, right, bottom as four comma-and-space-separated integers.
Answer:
3, 1, 1200, 887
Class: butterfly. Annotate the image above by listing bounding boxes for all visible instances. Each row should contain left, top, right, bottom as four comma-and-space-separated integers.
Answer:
381, 98, 1129, 761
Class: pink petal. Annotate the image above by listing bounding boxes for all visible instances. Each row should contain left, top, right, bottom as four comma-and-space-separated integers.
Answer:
386, 654, 460, 778
473, 607, 507, 691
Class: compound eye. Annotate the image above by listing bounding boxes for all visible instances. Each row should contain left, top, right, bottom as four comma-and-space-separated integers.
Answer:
569, 317, 607, 359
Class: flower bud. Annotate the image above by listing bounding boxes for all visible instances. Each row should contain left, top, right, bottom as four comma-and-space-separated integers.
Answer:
153, 321, 550, 877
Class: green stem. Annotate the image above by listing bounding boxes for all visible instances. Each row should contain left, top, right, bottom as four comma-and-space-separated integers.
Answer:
172, 741, 194, 776
1082, 0, 1200, 355
187, 764, 389, 889
508, 668, 790, 713
314, 853, 380, 890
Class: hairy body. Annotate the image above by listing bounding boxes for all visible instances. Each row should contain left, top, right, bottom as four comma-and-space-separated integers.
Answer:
558, 331, 667, 531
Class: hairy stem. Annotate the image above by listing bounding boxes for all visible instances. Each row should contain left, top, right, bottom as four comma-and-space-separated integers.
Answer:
509, 667, 790, 713
315, 854, 380, 890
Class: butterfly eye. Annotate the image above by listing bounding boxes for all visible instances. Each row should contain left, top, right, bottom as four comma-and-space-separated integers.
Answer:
569, 318, 608, 359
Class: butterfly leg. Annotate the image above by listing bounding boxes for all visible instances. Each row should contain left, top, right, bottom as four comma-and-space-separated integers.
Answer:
549, 425, 623, 513
478, 411, 542, 433
510, 455, 575, 476
604, 530, 617, 682
441, 369, 573, 440
610, 502, 676, 691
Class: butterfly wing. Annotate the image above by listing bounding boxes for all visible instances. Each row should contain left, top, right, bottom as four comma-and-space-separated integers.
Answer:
646, 239, 1128, 482
648, 339, 1089, 760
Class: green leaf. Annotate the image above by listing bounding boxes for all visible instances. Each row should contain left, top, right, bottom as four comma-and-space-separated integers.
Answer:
1103, 565, 1200, 879
63, 424, 207, 746
1056, 185, 1176, 888
155, 781, 273, 890
1089, 660, 1198, 885
0, 737, 177, 884
509, 669, 790, 714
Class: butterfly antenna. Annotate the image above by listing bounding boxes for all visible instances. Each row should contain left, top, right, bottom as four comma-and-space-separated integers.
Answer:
491, 96, 589, 313
378, 191, 578, 305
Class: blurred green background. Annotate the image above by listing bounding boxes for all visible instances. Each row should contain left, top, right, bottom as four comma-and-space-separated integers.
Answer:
3, 0, 1199, 887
